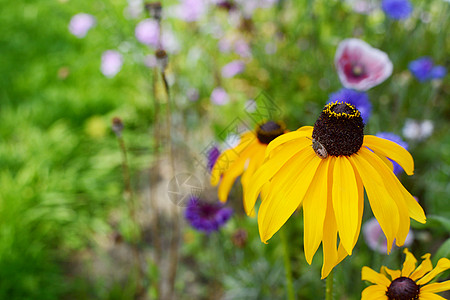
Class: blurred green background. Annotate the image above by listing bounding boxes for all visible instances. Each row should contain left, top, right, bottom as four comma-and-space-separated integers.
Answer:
0, 0, 449, 299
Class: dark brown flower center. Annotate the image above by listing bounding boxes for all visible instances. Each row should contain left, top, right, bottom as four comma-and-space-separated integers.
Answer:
312, 102, 364, 156
386, 277, 420, 300
256, 120, 285, 144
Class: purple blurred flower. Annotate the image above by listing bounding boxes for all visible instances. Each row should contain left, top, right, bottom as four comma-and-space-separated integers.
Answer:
375, 132, 408, 175
221, 60, 245, 78
345, 0, 377, 14
363, 218, 414, 253
187, 88, 200, 101
135, 19, 160, 47
335, 38, 393, 91
69, 13, 96, 38
144, 54, 157, 68
185, 196, 233, 233
381, 0, 413, 20
234, 38, 252, 58
408, 57, 447, 82
211, 87, 229, 105
207, 145, 220, 171
176, 0, 207, 22
328, 88, 372, 123
101, 50, 123, 78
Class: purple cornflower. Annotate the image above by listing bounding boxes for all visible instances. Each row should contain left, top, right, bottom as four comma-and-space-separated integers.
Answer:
408, 57, 447, 82
363, 218, 414, 253
69, 13, 96, 38
375, 132, 408, 175
381, 0, 413, 20
207, 145, 220, 171
135, 19, 160, 47
211, 87, 229, 105
328, 88, 372, 123
221, 60, 245, 78
185, 196, 233, 233
101, 50, 123, 78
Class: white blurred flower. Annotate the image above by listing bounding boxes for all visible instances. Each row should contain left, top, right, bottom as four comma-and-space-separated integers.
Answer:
403, 119, 434, 141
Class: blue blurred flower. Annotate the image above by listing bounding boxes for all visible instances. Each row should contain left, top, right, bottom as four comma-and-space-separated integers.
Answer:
381, 0, 413, 20
328, 88, 372, 123
375, 132, 408, 175
408, 57, 447, 82
185, 196, 233, 233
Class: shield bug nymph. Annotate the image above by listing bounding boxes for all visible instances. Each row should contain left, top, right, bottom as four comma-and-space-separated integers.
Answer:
307, 137, 328, 159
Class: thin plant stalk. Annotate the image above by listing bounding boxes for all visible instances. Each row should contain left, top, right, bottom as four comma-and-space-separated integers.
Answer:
161, 68, 180, 300
149, 67, 163, 298
325, 269, 334, 300
116, 133, 144, 296
280, 228, 295, 300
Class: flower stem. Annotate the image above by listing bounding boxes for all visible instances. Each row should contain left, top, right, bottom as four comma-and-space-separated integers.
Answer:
325, 269, 334, 300
280, 228, 295, 300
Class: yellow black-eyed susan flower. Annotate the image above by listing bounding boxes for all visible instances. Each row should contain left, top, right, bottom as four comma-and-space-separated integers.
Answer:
211, 120, 286, 211
362, 248, 450, 300
245, 102, 426, 278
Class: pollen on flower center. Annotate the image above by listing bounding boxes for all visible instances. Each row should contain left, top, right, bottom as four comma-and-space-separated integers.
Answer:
312, 101, 364, 156
256, 120, 285, 144
352, 64, 365, 77
386, 277, 420, 300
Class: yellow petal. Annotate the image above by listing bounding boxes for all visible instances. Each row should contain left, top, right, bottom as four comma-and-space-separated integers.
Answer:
332, 156, 359, 255
321, 187, 338, 279
336, 167, 365, 263
418, 293, 447, 300
303, 159, 329, 264
381, 266, 401, 281
420, 281, 450, 293
244, 141, 307, 215
375, 152, 394, 172
361, 285, 388, 300
411, 254, 432, 281
401, 248, 418, 278
241, 143, 265, 196
217, 142, 257, 202
258, 150, 320, 243
297, 126, 314, 133
417, 258, 450, 285
362, 266, 391, 287
398, 181, 426, 224
211, 148, 238, 186
359, 148, 411, 246
265, 131, 311, 157
363, 135, 414, 175
349, 151, 399, 253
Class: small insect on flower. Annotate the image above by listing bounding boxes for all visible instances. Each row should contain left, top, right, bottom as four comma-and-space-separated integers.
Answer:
308, 137, 328, 159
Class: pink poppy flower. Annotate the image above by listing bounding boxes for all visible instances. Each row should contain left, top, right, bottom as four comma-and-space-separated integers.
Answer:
335, 38, 393, 91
